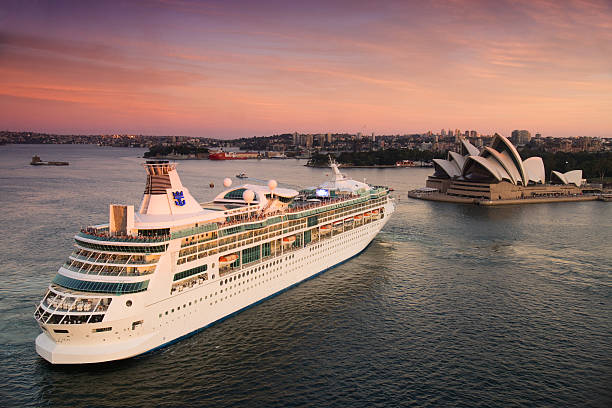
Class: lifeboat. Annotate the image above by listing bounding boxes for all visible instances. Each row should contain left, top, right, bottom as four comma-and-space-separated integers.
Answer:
364, 211, 372, 217
282, 236, 296, 244
320, 224, 331, 230
333, 221, 343, 228
344, 217, 354, 223
372, 209, 380, 215
354, 215, 363, 220
219, 254, 239, 266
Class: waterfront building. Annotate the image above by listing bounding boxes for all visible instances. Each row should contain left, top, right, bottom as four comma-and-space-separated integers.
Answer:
426, 135, 585, 200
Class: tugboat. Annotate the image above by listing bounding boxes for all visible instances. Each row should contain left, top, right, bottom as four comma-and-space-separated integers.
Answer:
30, 155, 69, 166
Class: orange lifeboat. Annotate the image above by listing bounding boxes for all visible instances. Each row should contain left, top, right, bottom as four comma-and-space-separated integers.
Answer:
320, 224, 331, 231
364, 211, 372, 217
282, 236, 296, 244
219, 254, 239, 266
372, 209, 380, 215
354, 214, 363, 220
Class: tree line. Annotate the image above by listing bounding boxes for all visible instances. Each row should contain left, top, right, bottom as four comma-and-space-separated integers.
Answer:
308, 149, 446, 167
144, 144, 209, 158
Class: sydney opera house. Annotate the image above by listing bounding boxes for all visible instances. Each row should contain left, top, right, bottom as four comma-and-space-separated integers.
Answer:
426, 134, 585, 201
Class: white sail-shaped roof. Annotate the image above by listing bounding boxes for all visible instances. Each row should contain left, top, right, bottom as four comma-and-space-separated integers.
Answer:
448, 151, 467, 172
463, 155, 512, 182
490, 134, 528, 185
433, 158, 461, 178
551, 170, 583, 187
482, 147, 520, 185
460, 138, 480, 156
523, 157, 545, 184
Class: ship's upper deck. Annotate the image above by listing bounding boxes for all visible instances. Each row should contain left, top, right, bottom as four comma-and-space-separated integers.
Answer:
75, 160, 390, 246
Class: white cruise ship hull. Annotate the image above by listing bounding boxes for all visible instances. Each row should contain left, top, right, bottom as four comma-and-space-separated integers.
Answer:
36, 209, 392, 364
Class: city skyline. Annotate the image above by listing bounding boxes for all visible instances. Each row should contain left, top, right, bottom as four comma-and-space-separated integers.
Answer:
1, 0, 611, 138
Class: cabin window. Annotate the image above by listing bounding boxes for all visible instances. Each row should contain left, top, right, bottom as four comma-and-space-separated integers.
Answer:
93, 327, 112, 333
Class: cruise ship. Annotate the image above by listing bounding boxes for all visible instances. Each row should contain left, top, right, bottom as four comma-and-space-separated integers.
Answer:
34, 160, 395, 364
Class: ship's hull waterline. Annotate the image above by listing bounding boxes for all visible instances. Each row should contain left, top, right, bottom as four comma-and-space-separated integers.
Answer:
36, 212, 391, 364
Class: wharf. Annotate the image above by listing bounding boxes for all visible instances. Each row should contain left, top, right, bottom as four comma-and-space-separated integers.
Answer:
407, 190, 600, 206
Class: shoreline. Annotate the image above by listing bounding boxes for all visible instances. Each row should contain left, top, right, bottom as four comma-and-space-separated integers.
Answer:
305, 164, 432, 168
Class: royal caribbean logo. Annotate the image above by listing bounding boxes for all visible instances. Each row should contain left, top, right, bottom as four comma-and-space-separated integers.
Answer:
172, 191, 186, 206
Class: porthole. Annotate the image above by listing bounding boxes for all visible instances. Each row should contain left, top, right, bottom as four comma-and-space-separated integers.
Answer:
126, 300, 133, 307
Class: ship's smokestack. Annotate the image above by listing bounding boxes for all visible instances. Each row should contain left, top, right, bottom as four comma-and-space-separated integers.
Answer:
139, 160, 202, 216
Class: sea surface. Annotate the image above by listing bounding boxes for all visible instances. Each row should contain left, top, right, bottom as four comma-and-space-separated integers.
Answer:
0, 144, 610, 408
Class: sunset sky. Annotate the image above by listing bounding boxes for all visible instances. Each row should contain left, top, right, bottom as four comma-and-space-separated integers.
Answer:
1, 0, 611, 138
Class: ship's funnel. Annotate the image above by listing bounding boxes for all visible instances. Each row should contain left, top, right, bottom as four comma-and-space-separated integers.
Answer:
139, 160, 202, 215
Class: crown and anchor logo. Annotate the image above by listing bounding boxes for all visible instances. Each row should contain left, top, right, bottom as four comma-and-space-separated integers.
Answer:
172, 191, 186, 206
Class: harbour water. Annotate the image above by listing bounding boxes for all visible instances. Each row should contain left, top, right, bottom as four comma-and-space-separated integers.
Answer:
0, 144, 610, 407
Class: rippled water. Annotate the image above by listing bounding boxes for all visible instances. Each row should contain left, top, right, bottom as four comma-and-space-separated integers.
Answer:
0, 144, 610, 407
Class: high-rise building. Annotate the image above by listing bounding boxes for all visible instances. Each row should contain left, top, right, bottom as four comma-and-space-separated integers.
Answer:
305, 134, 314, 148
441, 129, 446, 137
511, 130, 531, 145
326, 133, 333, 144
470, 130, 477, 138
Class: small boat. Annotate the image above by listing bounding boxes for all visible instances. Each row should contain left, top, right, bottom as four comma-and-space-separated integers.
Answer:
344, 218, 354, 223
30, 155, 69, 166
333, 221, 343, 228
364, 212, 372, 217
219, 254, 239, 266
320, 224, 331, 231
282, 236, 296, 244
372, 209, 380, 215
354, 215, 363, 220
236, 173, 248, 179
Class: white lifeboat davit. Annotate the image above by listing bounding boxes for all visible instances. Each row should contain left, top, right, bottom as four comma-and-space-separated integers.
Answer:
219, 254, 239, 266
